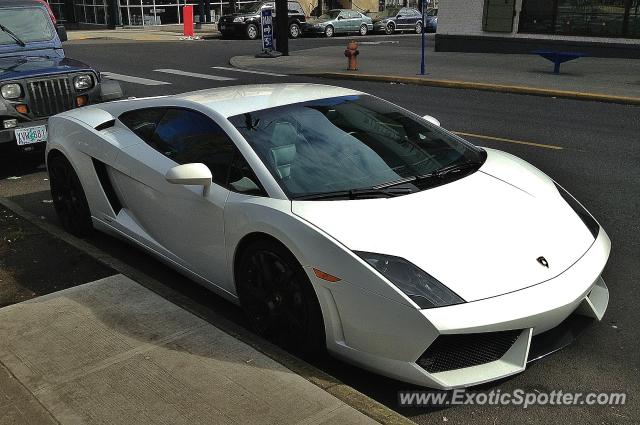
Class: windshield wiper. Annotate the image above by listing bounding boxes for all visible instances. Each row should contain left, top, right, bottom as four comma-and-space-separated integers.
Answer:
0, 23, 25, 47
415, 160, 484, 181
293, 186, 414, 201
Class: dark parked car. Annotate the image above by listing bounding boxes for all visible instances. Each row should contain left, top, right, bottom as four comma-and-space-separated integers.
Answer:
371, 7, 424, 34
0, 0, 122, 159
424, 8, 437, 32
218, 1, 306, 40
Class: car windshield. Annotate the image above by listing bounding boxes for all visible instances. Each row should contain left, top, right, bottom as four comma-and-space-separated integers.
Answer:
0, 8, 54, 45
374, 8, 400, 18
238, 2, 265, 13
229, 95, 485, 199
319, 11, 340, 20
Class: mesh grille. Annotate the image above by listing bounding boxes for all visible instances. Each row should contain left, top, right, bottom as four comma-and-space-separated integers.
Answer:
417, 330, 522, 373
27, 78, 75, 118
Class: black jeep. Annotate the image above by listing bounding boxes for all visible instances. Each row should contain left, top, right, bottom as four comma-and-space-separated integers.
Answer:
218, 1, 306, 39
0, 0, 122, 160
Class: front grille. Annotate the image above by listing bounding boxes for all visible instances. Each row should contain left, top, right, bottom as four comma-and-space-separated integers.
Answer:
27, 78, 75, 118
417, 330, 522, 373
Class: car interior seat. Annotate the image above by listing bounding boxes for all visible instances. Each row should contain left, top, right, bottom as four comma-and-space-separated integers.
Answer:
269, 122, 299, 180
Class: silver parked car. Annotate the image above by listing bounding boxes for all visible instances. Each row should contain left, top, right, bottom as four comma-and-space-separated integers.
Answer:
302, 9, 373, 37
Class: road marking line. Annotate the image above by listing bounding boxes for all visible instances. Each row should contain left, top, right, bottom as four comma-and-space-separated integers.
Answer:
453, 131, 564, 151
155, 69, 236, 81
211, 66, 286, 77
101, 72, 171, 86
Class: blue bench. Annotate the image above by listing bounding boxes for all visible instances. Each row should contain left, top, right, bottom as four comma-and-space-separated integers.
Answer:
533, 50, 587, 74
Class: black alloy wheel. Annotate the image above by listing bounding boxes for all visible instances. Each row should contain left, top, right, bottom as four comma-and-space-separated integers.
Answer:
236, 239, 325, 354
48, 155, 93, 236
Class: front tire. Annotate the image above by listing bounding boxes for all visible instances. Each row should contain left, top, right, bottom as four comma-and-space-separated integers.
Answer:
359, 24, 368, 36
289, 22, 300, 39
384, 22, 394, 35
415, 21, 423, 34
48, 155, 93, 237
324, 25, 334, 38
246, 23, 259, 40
236, 239, 326, 354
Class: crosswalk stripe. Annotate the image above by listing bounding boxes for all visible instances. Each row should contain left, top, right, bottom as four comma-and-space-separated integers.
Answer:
154, 69, 236, 81
101, 72, 171, 86
211, 66, 286, 77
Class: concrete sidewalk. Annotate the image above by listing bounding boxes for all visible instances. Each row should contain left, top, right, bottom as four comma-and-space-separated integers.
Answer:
68, 26, 220, 42
0, 274, 378, 425
230, 41, 640, 103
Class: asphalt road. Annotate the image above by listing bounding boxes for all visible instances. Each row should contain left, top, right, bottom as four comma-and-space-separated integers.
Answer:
0, 35, 638, 425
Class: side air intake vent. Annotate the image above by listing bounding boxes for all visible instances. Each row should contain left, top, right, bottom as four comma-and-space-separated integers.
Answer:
92, 158, 122, 214
95, 120, 116, 131
417, 330, 522, 373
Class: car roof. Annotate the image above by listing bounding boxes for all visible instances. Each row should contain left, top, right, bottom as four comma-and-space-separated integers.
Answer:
176, 83, 363, 118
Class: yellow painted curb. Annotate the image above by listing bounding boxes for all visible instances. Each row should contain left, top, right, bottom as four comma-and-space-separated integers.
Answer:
308, 72, 640, 106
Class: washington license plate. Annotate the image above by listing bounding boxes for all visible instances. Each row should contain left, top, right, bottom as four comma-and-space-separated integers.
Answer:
15, 125, 47, 146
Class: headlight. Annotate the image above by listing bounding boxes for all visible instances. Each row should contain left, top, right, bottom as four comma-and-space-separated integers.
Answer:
73, 75, 94, 90
1, 83, 22, 99
554, 182, 599, 238
355, 251, 465, 309
233, 17, 245, 23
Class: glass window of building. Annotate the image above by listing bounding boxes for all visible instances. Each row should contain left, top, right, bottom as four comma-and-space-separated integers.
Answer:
520, 0, 639, 38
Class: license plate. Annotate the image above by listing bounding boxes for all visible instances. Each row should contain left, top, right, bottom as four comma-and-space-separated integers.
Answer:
15, 125, 47, 146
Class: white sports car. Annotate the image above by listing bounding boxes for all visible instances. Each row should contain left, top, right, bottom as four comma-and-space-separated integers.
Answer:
46, 84, 610, 389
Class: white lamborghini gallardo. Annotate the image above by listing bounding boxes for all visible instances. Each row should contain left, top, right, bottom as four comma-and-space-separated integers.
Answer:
45, 84, 610, 389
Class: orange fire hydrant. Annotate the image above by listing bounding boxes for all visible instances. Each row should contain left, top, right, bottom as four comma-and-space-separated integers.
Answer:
344, 40, 359, 71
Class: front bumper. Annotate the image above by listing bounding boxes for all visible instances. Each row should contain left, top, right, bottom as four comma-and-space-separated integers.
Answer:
301, 24, 326, 35
318, 228, 611, 389
218, 22, 250, 35
0, 118, 48, 154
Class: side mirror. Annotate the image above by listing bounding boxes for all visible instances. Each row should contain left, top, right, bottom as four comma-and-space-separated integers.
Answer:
165, 163, 212, 196
423, 115, 441, 127
56, 24, 67, 42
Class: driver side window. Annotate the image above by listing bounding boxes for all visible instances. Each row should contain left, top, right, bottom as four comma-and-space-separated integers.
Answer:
120, 107, 266, 196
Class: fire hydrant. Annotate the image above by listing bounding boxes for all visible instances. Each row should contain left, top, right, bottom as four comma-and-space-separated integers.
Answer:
344, 40, 359, 71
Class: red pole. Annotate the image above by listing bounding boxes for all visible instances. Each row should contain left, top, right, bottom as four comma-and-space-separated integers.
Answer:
183, 5, 194, 37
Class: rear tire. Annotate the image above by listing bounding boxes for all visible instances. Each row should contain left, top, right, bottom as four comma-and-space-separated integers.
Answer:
415, 21, 423, 34
359, 24, 368, 36
289, 22, 300, 39
246, 23, 259, 40
48, 155, 93, 237
236, 239, 326, 355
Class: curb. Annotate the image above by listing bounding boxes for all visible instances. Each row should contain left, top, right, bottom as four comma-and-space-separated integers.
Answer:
300, 72, 640, 105
0, 196, 415, 425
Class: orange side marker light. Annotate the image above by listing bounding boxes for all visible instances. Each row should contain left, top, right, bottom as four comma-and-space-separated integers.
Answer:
313, 268, 341, 283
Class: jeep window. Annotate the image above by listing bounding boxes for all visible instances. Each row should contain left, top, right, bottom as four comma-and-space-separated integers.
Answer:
288, 2, 304, 14
0, 8, 54, 45
238, 2, 264, 14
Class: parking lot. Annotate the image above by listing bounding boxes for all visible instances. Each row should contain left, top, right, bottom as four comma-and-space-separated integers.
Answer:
1, 34, 639, 424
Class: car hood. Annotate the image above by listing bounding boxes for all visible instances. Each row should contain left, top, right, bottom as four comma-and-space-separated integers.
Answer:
291, 149, 596, 302
0, 55, 94, 81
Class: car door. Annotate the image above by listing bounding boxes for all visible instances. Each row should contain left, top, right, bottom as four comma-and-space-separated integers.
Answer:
396, 8, 411, 30
335, 11, 349, 33
113, 107, 239, 291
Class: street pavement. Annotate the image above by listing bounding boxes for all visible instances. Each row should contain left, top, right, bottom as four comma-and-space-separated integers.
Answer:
0, 35, 638, 424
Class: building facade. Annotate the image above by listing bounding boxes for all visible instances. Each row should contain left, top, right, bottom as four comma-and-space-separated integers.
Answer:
45, 0, 434, 27
436, 0, 640, 58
